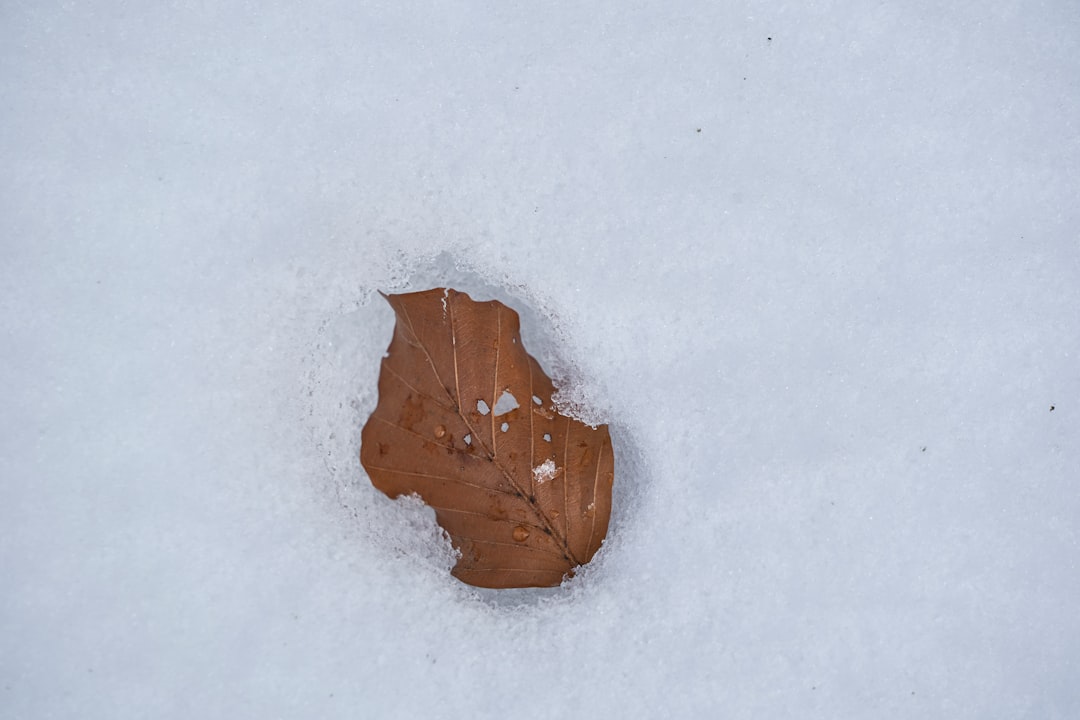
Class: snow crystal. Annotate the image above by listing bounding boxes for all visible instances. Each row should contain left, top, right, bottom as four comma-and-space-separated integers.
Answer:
532, 459, 558, 484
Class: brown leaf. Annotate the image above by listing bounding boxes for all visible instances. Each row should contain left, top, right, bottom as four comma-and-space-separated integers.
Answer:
360, 288, 615, 589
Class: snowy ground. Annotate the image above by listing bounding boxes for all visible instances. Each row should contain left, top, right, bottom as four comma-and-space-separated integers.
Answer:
3, 2, 1078, 718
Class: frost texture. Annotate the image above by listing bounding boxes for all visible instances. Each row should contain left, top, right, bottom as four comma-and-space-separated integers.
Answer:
532, 459, 558, 485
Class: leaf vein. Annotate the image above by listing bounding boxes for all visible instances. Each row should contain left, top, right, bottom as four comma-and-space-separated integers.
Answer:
364, 464, 516, 496
451, 535, 564, 557
397, 302, 456, 406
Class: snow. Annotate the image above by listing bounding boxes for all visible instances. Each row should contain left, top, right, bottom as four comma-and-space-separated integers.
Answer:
533, 460, 559, 485
3, 1, 1079, 718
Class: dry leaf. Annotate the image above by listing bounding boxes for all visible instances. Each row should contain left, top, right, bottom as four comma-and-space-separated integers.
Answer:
360, 288, 615, 588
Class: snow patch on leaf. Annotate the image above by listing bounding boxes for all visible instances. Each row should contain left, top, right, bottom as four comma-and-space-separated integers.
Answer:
532, 459, 558, 484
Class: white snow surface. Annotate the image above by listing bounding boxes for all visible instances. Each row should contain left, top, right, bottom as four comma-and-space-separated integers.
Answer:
3, 2, 1079, 718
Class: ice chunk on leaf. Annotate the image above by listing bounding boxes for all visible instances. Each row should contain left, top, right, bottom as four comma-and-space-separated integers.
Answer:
532, 459, 558, 485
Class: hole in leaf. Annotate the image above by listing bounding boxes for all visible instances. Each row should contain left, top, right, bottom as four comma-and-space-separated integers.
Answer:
492, 390, 519, 416
476, 399, 490, 415
500, 422, 509, 432
542, 433, 551, 442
